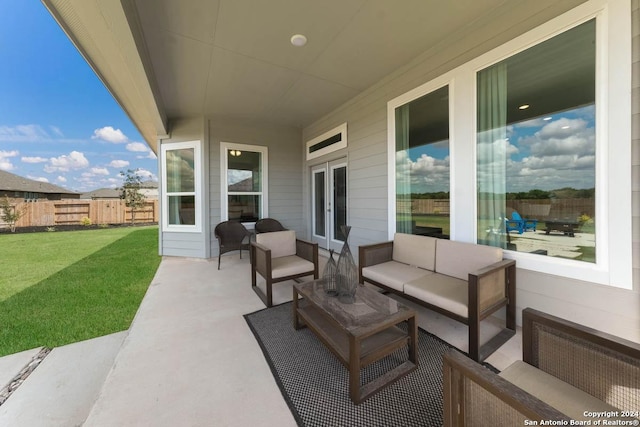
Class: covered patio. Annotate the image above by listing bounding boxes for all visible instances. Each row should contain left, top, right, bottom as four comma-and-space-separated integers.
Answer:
13, 0, 638, 423
0, 254, 519, 425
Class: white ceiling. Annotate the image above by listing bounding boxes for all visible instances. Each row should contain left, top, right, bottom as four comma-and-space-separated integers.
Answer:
131, 0, 516, 128
43, 0, 588, 148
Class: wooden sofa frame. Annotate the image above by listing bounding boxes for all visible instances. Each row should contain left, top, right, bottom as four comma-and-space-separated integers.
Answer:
443, 308, 640, 426
359, 240, 516, 361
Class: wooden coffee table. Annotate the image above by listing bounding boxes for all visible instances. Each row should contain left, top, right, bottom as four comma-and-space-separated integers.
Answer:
293, 280, 417, 404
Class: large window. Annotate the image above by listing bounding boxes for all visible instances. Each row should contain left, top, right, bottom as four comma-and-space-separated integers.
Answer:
393, 85, 450, 238
477, 20, 596, 263
161, 140, 201, 232
388, 0, 632, 288
221, 143, 268, 223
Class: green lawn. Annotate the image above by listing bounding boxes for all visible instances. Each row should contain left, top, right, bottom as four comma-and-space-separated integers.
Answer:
0, 226, 161, 357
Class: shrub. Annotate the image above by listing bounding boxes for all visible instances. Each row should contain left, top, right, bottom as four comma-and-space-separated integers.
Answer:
81, 217, 92, 226
0, 196, 24, 232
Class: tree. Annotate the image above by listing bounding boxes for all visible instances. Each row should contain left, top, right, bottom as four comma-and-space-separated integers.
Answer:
120, 169, 147, 225
0, 196, 24, 232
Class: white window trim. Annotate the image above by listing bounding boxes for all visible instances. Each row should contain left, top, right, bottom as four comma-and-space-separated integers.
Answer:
387, 0, 632, 289
161, 140, 202, 233
387, 75, 455, 240
306, 123, 347, 160
220, 142, 269, 225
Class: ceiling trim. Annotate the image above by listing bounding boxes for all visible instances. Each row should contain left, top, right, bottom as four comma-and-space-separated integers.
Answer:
42, 0, 168, 153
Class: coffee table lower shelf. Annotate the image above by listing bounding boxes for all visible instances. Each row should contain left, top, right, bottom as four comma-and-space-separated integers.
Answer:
295, 303, 417, 404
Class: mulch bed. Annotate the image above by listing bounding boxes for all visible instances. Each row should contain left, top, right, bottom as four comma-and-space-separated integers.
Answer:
0, 222, 157, 234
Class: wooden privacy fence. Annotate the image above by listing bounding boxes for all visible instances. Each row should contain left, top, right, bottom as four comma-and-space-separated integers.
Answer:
398, 198, 594, 219
5, 199, 158, 228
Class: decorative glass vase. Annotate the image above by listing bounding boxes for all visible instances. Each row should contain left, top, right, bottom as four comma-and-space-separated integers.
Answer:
323, 249, 338, 296
336, 225, 358, 304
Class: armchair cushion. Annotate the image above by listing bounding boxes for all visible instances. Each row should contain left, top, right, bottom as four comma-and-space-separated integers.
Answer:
499, 361, 620, 421
271, 255, 315, 279
435, 239, 502, 280
392, 233, 437, 270
361, 261, 432, 292
256, 230, 296, 258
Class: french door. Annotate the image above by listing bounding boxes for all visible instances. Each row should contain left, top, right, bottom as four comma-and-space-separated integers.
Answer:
311, 159, 347, 251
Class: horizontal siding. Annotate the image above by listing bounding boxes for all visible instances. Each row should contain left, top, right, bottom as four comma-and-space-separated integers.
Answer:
208, 118, 303, 256
302, 0, 639, 337
159, 118, 208, 258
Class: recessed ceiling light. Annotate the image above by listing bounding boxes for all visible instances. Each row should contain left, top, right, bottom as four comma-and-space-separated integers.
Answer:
290, 34, 307, 47
543, 116, 552, 121
562, 125, 570, 129
518, 104, 530, 110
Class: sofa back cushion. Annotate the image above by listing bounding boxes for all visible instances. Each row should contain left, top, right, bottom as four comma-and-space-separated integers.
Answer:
392, 233, 437, 271
256, 230, 296, 258
435, 239, 502, 280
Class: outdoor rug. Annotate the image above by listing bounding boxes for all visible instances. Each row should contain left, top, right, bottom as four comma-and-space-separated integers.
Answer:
244, 301, 497, 427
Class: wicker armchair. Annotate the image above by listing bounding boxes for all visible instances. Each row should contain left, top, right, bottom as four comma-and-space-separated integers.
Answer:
250, 230, 318, 307
254, 218, 287, 233
443, 308, 640, 426
214, 221, 251, 270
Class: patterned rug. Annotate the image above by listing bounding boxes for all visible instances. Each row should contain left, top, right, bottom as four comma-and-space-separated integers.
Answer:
244, 301, 490, 427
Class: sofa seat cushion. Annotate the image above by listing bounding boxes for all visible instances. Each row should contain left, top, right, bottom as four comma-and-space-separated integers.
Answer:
361, 261, 433, 292
271, 255, 314, 279
500, 361, 621, 421
404, 273, 468, 318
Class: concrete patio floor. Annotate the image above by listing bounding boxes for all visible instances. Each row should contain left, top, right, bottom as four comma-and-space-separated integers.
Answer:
0, 253, 521, 426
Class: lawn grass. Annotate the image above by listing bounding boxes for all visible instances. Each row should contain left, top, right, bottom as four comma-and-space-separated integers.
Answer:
0, 226, 161, 356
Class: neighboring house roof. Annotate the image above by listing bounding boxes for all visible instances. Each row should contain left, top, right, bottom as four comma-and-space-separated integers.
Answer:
0, 169, 78, 195
80, 181, 159, 199
80, 188, 121, 199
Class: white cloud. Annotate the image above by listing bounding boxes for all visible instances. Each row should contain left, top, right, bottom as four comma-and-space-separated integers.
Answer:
50, 126, 64, 137
91, 167, 110, 176
134, 168, 156, 180
28, 175, 49, 183
395, 150, 450, 192
0, 124, 50, 142
138, 151, 157, 160
126, 142, 149, 152
22, 156, 48, 163
92, 126, 128, 143
108, 159, 130, 168
0, 150, 19, 171
57, 176, 67, 183
44, 151, 90, 173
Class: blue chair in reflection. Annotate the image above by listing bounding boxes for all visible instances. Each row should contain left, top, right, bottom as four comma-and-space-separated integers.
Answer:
505, 211, 538, 234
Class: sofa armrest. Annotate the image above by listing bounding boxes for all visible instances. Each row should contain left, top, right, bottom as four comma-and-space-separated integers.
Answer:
443, 350, 570, 426
522, 308, 640, 412
469, 259, 516, 314
358, 241, 393, 284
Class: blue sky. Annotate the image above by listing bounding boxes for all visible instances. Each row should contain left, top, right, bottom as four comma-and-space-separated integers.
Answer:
0, 1, 157, 193
399, 104, 595, 194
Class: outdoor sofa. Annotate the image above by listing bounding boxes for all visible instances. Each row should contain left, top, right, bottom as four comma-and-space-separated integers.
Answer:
442, 307, 640, 426
358, 233, 516, 361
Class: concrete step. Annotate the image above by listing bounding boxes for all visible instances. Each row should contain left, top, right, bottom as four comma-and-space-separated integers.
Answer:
0, 332, 127, 427
0, 347, 43, 392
